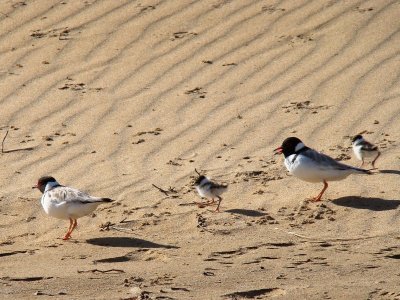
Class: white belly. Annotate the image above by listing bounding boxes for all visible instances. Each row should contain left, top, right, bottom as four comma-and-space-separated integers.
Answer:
353, 144, 378, 160
285, 155, 352, 183
41, 196, 100, 220
196, 186, 226, 199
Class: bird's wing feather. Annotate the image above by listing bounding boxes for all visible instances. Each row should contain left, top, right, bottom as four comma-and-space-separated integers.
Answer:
304, 148, 356, 171
47, 186, 103, 204
203, 181, 227, 189
360, 141, 378, 151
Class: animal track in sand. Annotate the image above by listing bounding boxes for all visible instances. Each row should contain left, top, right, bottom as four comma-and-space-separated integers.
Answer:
132, 128, 163, 145
30, 27, 72, 40
277, 34, 315, 46
278, 201, 336, 227
58, 78, 103, 94
353, 6, 374, 13
171, 31, 198, 41
234, 169, 284, 185
328, 144, 352, 161
261, 5, 286, 13
282, 101, 332, 114
137, 4, 156, 13
205, 242, 295, 265
133, 128, 163, 137
42, 130, 76, 147
184, 87, 206, 99
368, 288, 400, 300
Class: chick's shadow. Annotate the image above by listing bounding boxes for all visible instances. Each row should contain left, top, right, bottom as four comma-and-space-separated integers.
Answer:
86, 237, 179, 249
378, 169, 400, 176
332, 196, 400, 211
225, 209, 267, 217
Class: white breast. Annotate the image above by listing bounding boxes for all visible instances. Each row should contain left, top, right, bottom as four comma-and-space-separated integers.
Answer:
285, 154, 353, 183
352, 144, 363, 160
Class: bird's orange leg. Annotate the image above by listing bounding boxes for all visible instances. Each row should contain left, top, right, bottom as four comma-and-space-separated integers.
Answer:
206, 198, 215, 205
196, 198, 215, 208
63, 218, 74, 240
69, 219, 78, 237
372, 151, 381, 169
312, 180, 328, 202
215, 196, 223, 212
195, 199, 208, 208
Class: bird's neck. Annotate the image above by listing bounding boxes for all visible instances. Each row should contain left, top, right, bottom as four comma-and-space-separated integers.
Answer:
284, 142, 307, 158
294, 142, 306, 153
353, 138, 364, 145
45, 181, 61, 192
199, 177, 210, 186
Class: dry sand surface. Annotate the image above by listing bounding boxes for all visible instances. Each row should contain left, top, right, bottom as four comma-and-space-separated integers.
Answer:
1, 0, 400, 299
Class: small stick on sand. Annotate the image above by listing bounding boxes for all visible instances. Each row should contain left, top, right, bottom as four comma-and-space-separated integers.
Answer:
152, 184, 170, 196
195, 168, 201, 175
1, 129, 35, 153
77, 269, 125, 274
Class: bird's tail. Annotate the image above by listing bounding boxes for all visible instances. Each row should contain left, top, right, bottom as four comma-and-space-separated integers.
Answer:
352, 167, 372, 175
100, 198, 113, 202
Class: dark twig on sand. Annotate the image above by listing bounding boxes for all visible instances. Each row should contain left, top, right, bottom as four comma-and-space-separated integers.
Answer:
1, 129, 34, 153
77, 269, 125, 274
152, 184, 170, 196
1, 130, 9, 153
195, 168, 201, 175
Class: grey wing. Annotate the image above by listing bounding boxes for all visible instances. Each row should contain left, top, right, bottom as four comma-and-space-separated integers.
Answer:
210, 182, 228, 189
304, 148, 355, 171
48, 187, 103, 204
360, 141, 378, 151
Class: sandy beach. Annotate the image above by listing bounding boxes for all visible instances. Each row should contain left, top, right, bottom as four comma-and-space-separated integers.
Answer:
1, 0, 400, 299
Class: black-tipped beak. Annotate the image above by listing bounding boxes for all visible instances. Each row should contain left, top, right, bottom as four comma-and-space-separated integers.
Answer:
32, 185, 37, 189
274, 146, 283, 155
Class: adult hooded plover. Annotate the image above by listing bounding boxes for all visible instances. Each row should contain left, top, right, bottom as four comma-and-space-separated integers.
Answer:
274, 137, 371, 201
33, 176, 113, 240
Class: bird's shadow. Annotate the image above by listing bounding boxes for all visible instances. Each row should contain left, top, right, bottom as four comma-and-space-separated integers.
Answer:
225, 209, 267, 217
332, 196, 400, 211
86, 237, 179, 249
379, 169, 400, 175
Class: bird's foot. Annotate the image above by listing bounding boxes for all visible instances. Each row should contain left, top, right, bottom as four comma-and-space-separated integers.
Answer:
310, 196, 322, 202
62, 234, 71, 240
195, 200, 215, 208
195, 201, 208, 208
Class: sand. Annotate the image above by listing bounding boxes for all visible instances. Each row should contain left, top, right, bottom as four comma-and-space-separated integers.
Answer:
1, 0, 400, 299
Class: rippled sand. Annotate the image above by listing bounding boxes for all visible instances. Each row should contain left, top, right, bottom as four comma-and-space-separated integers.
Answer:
0, 0, 399, 299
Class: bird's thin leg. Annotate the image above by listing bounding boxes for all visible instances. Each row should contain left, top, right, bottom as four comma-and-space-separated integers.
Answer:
206, 198, 215, 205
69, 219, 78, 236
372, 151, 381, 169
63, 218, 73, 240
215, 196, 223, 212
360, 159, 364, 168
195, 198, 208, 208
312, 180, 328, 202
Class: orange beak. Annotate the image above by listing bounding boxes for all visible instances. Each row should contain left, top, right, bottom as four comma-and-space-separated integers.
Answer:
274, 146, 283, 154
